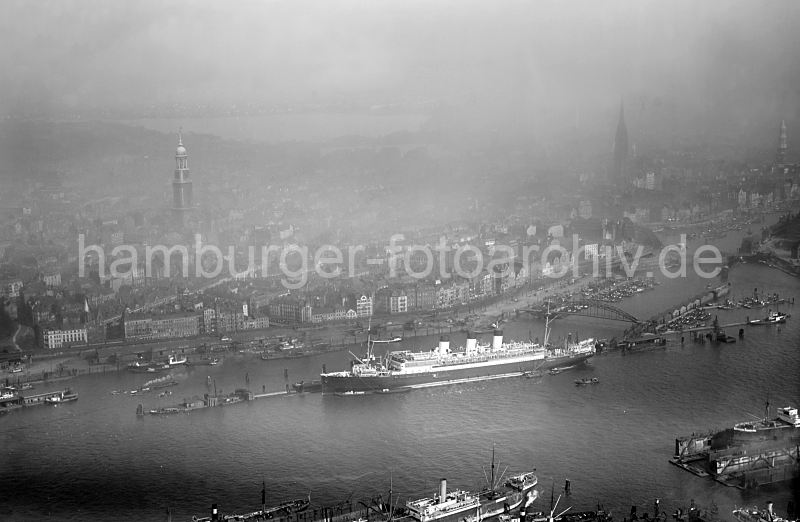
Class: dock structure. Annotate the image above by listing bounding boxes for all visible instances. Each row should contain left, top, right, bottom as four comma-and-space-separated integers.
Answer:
1, 389, 76, 414
623, 283, 731, 340
670, 421, 800, 489
144, 385, 308, 416
20, 390, 70, 406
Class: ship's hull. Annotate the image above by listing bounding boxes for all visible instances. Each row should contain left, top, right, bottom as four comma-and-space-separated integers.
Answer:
711, 425, 800, 449
321, 353, 592, 393
479, 483, 536, 519
540, 351, 594, 370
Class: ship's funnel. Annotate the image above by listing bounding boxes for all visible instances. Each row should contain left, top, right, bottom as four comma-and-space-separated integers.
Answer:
211, 503, 219, 521
493, 330, 503, 349
466, 333, 477, 352
438, 336, 450, 353
521, 490, 535, 519
439, 478, 447, 502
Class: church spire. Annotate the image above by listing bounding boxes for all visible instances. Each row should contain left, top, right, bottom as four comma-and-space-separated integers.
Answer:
776, 119, 787, 165
172, 129, 192, 228
613, 100, 629, 182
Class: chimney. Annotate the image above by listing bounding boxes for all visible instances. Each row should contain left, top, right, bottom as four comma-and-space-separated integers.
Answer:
439, 479, 447, 502
438, 336, 450, 353
466, 332, 477, 352
493, 330, 503, 349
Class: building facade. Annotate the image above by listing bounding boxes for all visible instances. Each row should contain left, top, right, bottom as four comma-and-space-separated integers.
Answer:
43, 328, 88, 349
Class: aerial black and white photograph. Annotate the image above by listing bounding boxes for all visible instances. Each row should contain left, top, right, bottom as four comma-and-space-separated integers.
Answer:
0, 1, 799, 521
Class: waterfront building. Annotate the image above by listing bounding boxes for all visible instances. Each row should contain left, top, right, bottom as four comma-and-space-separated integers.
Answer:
43, 328, 88, 349
389, 290, 408, 314
311, 307, 352, 324
201, 308, 217, 334
123, 311, 200, 340
172, 130, 193, 228
355, 295, 373, 318
216, 309, 270, 332
268, 297, 313, 324
414, 283, 437, 311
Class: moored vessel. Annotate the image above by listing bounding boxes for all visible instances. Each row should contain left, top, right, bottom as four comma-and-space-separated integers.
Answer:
167, 353, 187, 366
45, 389, 78, 404
732, 502, 797, 522
725, 405, 800, 446
321, 330, 547, 393
321, 309, 596, 394
748, 310, 789, 325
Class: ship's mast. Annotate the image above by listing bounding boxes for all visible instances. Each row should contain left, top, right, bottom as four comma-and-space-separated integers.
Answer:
543, 301, 553, 347
366, 317, 373, 360
491, 444, 496, 490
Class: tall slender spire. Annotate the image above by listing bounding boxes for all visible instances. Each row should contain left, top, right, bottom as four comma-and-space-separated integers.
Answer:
172, 129, 193, 228
613, 100, 629, 182
776, 119, 787, 165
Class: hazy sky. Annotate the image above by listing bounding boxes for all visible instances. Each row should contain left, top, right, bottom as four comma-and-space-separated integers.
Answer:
2, 0, 799, 142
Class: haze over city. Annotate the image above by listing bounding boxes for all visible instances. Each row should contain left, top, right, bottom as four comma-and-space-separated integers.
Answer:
3, 1, 800, 148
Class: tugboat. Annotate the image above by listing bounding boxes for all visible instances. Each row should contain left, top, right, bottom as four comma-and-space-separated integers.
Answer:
168, 354, 187, 366
46, 389, 78, 404
748, 310, 790, 325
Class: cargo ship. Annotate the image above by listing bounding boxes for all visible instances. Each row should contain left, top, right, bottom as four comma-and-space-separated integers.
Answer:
716, 405, 800, 447
321, 313, 594, 394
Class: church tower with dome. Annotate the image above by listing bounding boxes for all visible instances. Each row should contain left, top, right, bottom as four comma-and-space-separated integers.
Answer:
172, 129, 193, 227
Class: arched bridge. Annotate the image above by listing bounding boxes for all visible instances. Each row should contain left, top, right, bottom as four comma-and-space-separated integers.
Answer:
518, 299, 640, 323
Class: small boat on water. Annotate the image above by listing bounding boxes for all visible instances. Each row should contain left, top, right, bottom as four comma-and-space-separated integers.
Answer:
187, 357, 219, 366
749, 310, 789, 325
292, 380, 322, 393
128, 361, 170, 373
575, 377, 600, 386
168, 354, 187, 366
46, 390, 78, 404
371, 336, 403, 343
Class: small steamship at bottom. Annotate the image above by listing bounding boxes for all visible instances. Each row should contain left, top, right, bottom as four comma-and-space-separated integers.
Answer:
321, 326, 595, 394
193, 468, 537, 522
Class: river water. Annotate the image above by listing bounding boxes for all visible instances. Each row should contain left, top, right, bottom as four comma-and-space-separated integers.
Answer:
1, 225, 798, 522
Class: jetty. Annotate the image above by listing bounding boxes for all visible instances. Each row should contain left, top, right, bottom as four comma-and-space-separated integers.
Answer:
0, 388, 77, 414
